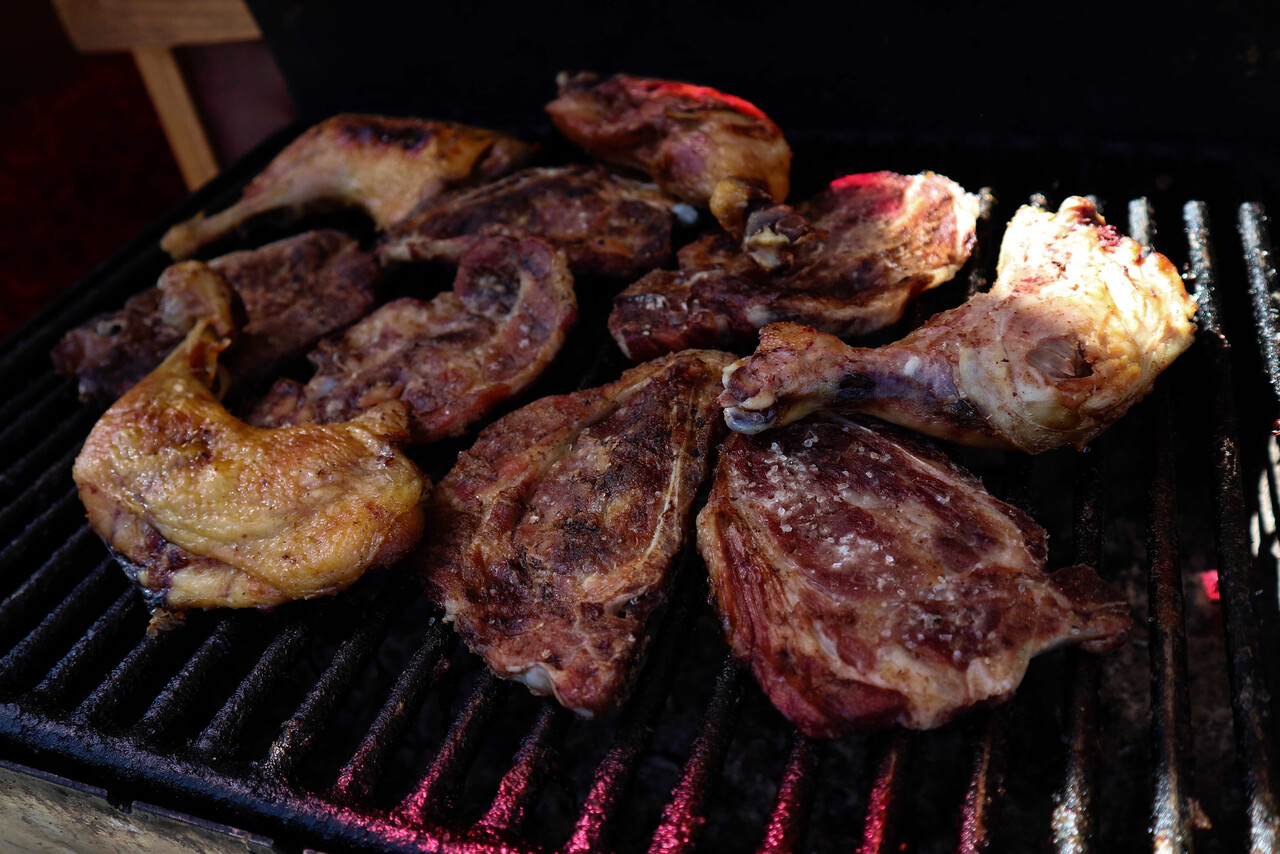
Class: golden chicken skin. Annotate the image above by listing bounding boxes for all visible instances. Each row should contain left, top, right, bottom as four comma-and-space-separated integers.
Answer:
160, 114, 534, 259
72, 262, 427, 620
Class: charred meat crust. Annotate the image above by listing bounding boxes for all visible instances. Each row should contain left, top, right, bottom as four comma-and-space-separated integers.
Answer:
697, 414, 1131, 735
379, 164, 677, 279
247, 234, 577, 444
416, 349, 735, 717
609, 171, 979, 361
53, 230, 380, 402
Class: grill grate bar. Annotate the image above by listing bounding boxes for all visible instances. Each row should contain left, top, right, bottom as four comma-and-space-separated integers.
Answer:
30, 587, 140, 709
857, 730, 912, 854
0, 446, 81, 546
1240, 203, 1280, 399
755, 733, 817, 854
956, 706, 1011, 854
1187, 201, 1280, 849
0, 406, 96, 506
477, 700, 571, 835
0, 371, 66, 440
0, 526, 97, 651
562, 565, 706, 854
1145, 382, 1197, 851
195, 609, 321, 760
331, 620, 457, 804
263, 580, 412, 779
397, 670, 511, 828
0, 488, 83, 587
75, 618, 188, 728
1051, 202, 1109, 854
949, 449, 1032, 851
0, 558, 120, 697
1140, 194, 1197, 846
1183, 202, 1222, 337
0, 372, 73, 460
645, 656, 745, 854
136, 617, 245, 743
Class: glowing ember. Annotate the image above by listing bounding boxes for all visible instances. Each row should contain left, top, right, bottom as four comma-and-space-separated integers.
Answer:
1200, 570, 1220, 602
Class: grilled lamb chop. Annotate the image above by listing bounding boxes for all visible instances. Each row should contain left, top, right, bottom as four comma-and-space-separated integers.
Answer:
72, 263, 426, 619
248, 234, 576, 444
697, 413, 1131, 735
416, 349, 734, 717
378, 164, 678, 279
721, 196, 1197, 453
546, 72, 792, 241
610, 171, 980, 361
160, 115, 534, 259
53, 230, 380, 402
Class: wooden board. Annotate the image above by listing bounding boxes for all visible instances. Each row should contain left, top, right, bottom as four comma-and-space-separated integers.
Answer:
51, 0, 260, 52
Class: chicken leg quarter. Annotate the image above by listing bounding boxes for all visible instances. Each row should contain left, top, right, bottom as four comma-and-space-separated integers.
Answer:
720, 197, 1197, 453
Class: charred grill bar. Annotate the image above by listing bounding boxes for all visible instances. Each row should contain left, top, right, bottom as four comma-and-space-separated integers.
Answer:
1, 133, 1279, 853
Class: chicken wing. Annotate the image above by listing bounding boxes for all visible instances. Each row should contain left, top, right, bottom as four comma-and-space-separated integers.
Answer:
416, 349, 734, 717
378, 164, 678, 279
160, 115, 534, 259
698, 413, 1131, 735
72, 263, 427, 617
610, 171, 979, 361
54, 230, 380, 402
247, 234, 577, 444
721, 197, 1197, 453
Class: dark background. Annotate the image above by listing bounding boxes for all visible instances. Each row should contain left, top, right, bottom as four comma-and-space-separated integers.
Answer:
248, 1, 1280, 148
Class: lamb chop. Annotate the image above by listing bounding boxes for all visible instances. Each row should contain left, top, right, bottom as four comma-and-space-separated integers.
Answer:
610, 171, 980, 361
53, 230, 380, 402
546, 71, 798, 253
721, 196, 1197, 453
72, 262, 426, 620
378, 164, 679, 279
247, 234, 577, 444
697, 413, 1131, 735
160, 115, 534, 259
415, 349, 734, 717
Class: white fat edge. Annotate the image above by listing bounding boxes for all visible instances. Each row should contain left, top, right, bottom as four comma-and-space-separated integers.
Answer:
875, 643, 976, 730
508, 664, 598, 719
672, 202, 699, 226
579, 380, 703, 601
743, 303, 781, 330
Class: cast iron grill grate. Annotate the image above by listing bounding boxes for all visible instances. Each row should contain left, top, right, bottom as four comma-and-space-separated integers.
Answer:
1, 129, 1278, 854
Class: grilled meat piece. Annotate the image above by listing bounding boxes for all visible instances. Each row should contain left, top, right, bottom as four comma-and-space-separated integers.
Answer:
378, 164, 678, 279
161, 115, 534, 258
53, 230, 380, 402
206, 230, 380, 378
611, 172, 980, 361
248, 234, 577, 444
721, 197, 1197, 453
72, 262, 426, 617
546, 72, 791, 233
698, 413, 1131, 735
416, 349, 734, 717
52, 287, 190, 404
709, 176, 825, 272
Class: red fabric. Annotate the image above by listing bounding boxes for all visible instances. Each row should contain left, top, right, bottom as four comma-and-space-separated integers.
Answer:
0, 53, 185, 341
